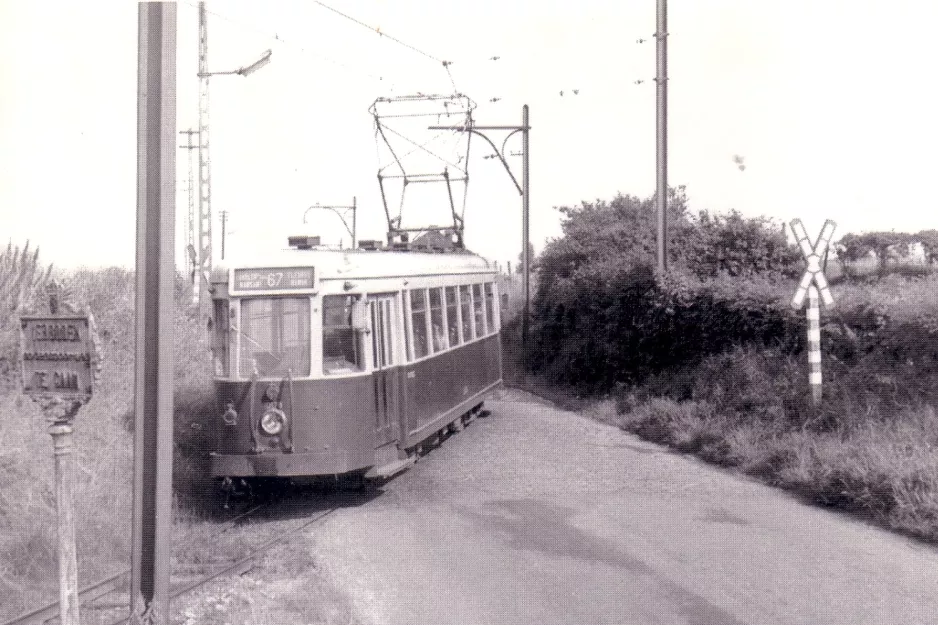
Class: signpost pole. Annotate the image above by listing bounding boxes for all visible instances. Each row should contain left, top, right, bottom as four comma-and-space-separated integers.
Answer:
806, 285, 822, 406
20, 300, 98, 625
49, 422, 80, 625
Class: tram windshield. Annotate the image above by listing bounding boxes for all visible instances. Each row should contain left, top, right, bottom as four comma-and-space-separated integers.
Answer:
236, 297, 310, 378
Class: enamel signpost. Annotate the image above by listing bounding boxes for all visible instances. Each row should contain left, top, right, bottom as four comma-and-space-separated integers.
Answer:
790, 218, 836, 406
20, 303, 99, 625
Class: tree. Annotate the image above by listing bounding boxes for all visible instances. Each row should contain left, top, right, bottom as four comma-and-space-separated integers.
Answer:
836, 231, 913, 270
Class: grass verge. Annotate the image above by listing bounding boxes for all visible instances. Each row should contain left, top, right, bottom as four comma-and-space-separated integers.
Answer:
502, 314, 938, 544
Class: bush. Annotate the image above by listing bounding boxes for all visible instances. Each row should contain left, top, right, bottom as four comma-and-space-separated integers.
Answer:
0, 242, 53, 391
531, 189, 809, 390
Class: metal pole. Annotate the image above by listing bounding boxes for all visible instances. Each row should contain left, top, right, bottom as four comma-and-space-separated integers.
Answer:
352, 196, 357, 248
521, 104, 530, 371
655, 0, 668, 273
179, 129, 199, 306
49, 424, 79, 625
132, 3, 176, 623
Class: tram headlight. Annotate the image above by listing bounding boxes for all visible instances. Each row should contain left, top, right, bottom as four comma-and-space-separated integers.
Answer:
260, 408, 287, 436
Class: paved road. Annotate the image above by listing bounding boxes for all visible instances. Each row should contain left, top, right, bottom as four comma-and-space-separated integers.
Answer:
181, 390, 938, 624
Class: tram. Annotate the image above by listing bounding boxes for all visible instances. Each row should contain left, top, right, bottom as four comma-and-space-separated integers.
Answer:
206, 236, 503, 481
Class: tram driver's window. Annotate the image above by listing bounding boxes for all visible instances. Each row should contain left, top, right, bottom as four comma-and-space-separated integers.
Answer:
238, 297, 311, 378
322, 295, 364, 375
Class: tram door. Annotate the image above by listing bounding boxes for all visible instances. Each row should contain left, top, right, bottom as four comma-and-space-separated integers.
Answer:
369, 296, 399, 448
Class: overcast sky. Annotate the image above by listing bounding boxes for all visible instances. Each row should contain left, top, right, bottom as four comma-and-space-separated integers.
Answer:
2, 0, 937, 270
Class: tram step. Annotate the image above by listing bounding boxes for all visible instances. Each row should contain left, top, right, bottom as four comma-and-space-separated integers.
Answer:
365, 456, 416, 479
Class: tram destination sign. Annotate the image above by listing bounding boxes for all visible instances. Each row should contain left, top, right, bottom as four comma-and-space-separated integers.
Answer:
20, 315, 93, 401
233, 267, 316, 292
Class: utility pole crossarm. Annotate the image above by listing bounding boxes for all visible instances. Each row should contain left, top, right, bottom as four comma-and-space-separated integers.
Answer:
429, 124, 527, 195
429, 125, 531, 131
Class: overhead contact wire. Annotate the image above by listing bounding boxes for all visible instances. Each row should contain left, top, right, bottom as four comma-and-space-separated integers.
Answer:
314, 0, 459, 94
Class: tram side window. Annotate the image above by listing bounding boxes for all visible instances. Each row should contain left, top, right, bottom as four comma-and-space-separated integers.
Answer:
459, 284, 473, 342
322, 295, 364, 375
403, 291, 414, 362
410, 289, 429, 359
445, 286, 460, 347
472, 284, 486, 338
484, 282, 498, 334
429, 287, 446, 353
238, 297, 310, 378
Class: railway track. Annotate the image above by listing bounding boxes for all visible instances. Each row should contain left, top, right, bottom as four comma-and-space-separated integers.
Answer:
2, 495, 345, 625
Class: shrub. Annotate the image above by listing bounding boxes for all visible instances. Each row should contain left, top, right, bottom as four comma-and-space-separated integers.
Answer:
0, 242, 53, 391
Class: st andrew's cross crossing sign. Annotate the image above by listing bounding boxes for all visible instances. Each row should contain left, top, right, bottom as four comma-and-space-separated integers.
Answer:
789, 218, 836, 406
790, 219, 836, 310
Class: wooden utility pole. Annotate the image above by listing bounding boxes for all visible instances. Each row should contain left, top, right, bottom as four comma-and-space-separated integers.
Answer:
655, 0, 668, 273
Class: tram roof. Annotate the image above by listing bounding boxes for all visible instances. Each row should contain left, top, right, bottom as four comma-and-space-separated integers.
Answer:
216, 246, 497, 280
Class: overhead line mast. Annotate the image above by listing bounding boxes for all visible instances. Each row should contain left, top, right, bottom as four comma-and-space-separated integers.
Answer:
179, 129, 198, 305
197, 1, 213, 315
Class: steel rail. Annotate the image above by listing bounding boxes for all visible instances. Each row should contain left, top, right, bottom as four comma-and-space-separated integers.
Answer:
1, 503, 269, 625
164, 506, 340, 604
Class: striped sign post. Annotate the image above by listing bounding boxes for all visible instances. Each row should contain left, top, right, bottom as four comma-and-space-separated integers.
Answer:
790, 219, 836, 406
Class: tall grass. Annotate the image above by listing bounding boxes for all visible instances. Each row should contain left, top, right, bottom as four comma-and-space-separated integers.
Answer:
0, 263, 215, 621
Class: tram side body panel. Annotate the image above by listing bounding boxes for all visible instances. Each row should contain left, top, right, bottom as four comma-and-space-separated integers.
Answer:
399, 334, 501, 449
210, 377, 375, 477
